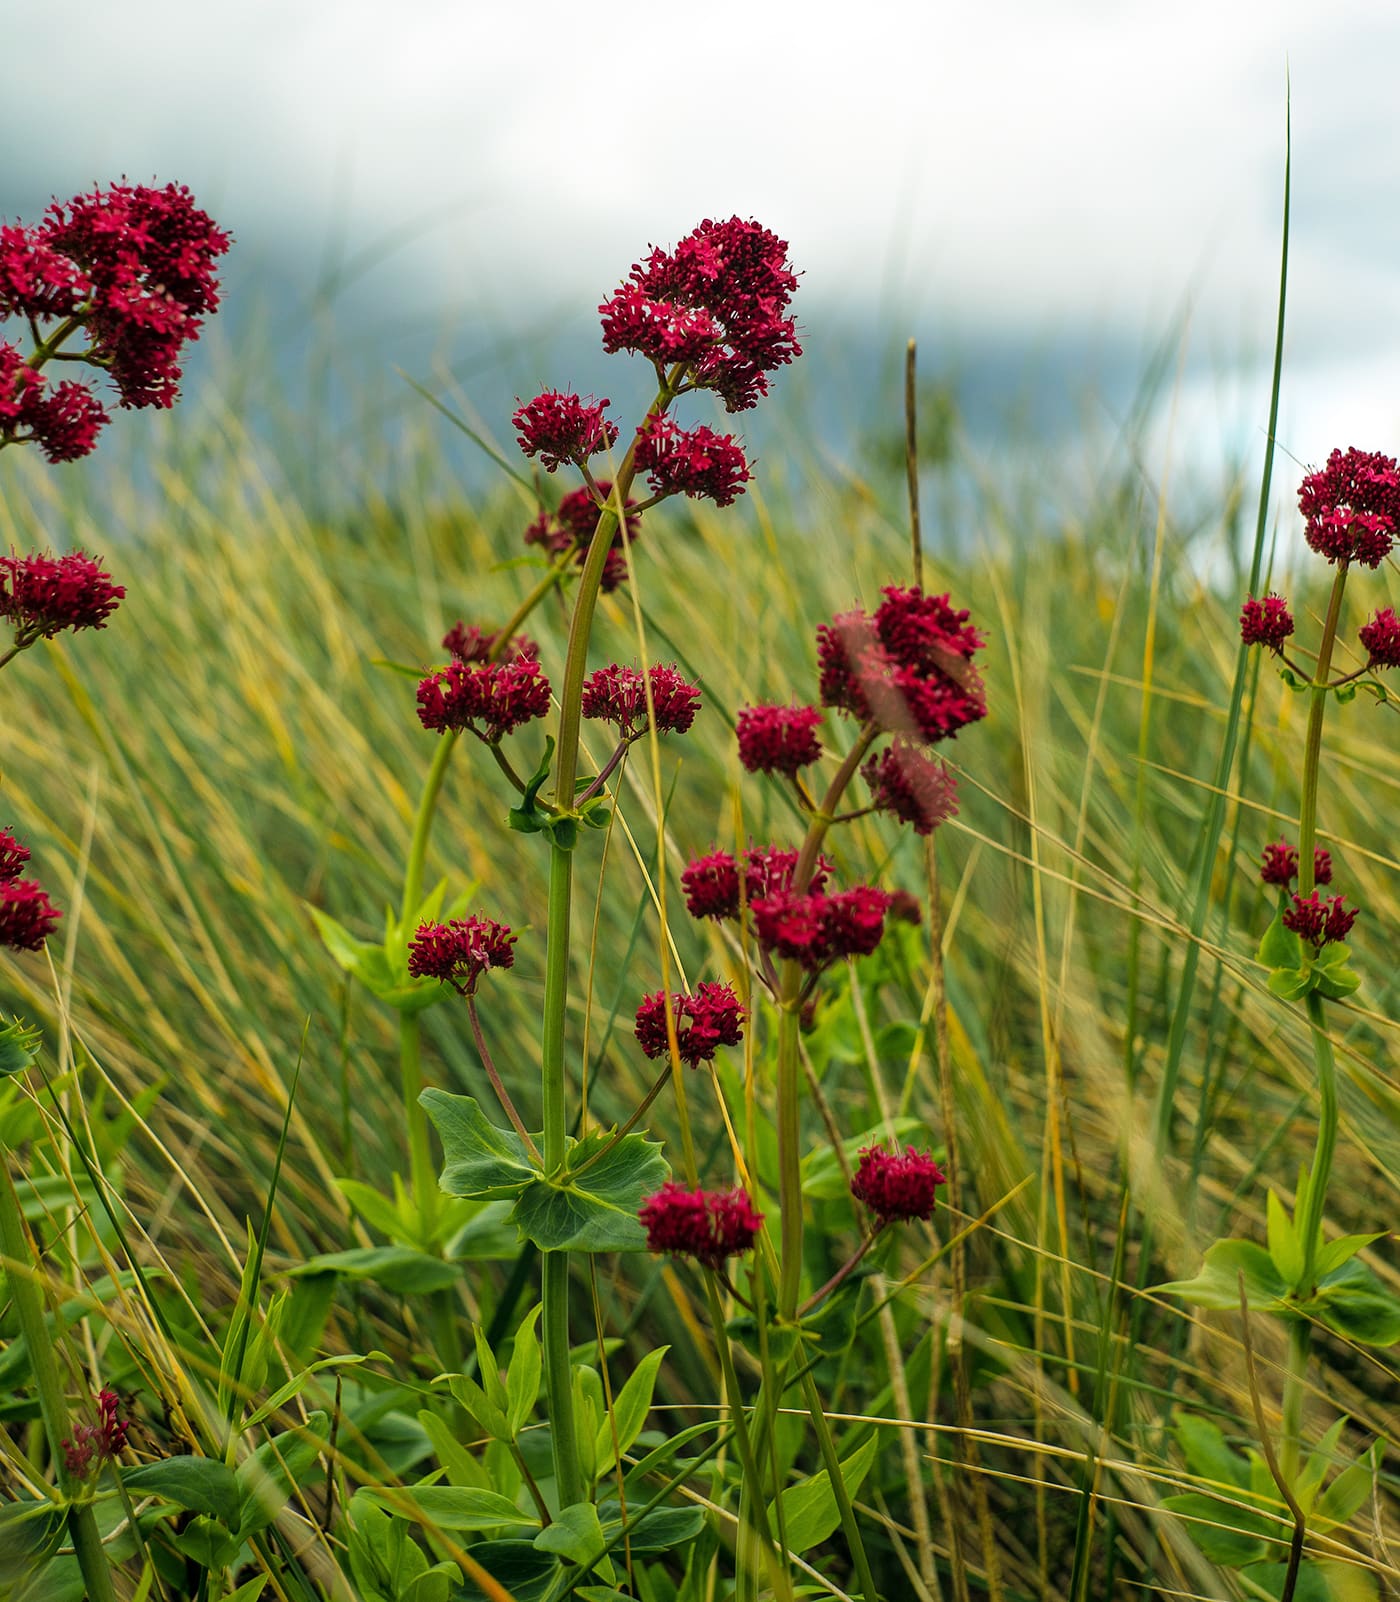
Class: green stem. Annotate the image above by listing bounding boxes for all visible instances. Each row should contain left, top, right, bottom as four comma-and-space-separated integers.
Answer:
1280, 1318, 1310, 1487
537, 391, 670, 1510
0, 1152, 120, 1602
1297, 993, 1338, 1292
799, 1367, 879, 1602
1295, 567, 1347, 902
402, 730, 462, 922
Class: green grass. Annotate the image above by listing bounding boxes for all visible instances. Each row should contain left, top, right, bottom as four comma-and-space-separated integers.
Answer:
3, 345, 1399, 1601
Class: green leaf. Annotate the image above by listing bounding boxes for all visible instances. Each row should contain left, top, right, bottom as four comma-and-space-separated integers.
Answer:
421, 1091, 538, 1200
362, 1485, 538, 1532
0, 1499, 65, 1586
417, 1410, 491, 1489
1160, 1492, 1275, 1566
1267, 1190, 1304, 1290
1334, 681, 1359, 703
768, 1431, 879, 1555
597, 1500, 707, 1554
1172, 1412, 1251, 1491
451, 1539, 561, 1602
307, 904, 443, 1014
1257, 911, 1304, 969
122, 1456, 240, 1526
1278, 666, 1306, 691
1306, 1258, 1400, 1347
334, 1177, 411, 1241
595, 1346, 669, 1473
511, 1130, 669, 1253
295, 1245, 462, 1295
446, 1200, 527, 1262
534, 1501, 607, 1567
1313, 964, 1361, 999
1268, 967, 1316, 1002
1155, 1239, 1289, 1312
508, 738, 557, 837
445, 1370, 511, 1442
244, 1352, 382, 1428
475, 1323, 509, 1415
507, 1306, 543, 1438
1315, 1441, 1383, 1529
236, 1411, 329, 1537
1295, 1416, 1349, 1515
1315, 1233, 1385, 1278
1239, 1559, 1379, 1600
0, 1016, 41, 1078
402, 1571, 454, 1602
171, 1516, 242, 1571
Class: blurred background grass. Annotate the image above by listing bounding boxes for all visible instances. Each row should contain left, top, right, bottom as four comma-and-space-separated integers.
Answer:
3, 338, 1399, 1596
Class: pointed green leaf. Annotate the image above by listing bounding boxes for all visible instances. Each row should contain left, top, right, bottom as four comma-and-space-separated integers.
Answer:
334, 1178, 414, 1242
1315, 1441, 1383, 1530
475, 1324, 509, 1414
511, 1130, 668, 1253
361, 1485, 537, 1532
123, 1456, 241, 1526
506, 1306, 543, 1438
444, 1371, 511, 1441
534, 1501, 607, 1567
1257, 911, 1304, 969
236, 1411, 329, 1537
1268, 967, 1316, 1002
417, 1410, 490, 1489
0, 1017, 41, 1079
1239, 1559, 1379, 1600
1315, 1233, 1385, 1278
1160, 1492, 1275, 1566
1334, 681, 1359, 703
295, 1246, 461, 1295
1267, 1189, 1304, 1290
595, 1346, 669, 1473
421, 1091, 538, 1199
1172, 1412, 1251, 1491
768, 1431, 879, 1555
1313, 964, 1361, 999
508, 737, 556, 836
1154, 1239, 1289, 1312
1307, 1258, 1400, 1346
598, 1500, 706, 1554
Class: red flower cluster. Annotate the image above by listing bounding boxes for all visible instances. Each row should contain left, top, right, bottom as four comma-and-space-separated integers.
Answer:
850, 1144, 946, 1222
736, 703, 823, 776
513, 390, 618, 472
681, 845, 831, 921
441, 622, 538, 664
1, 182, 229, 457
863, 742, 959, 835
751, 884, 892, 969
634, 415, 751, 506
416, 652, 552, 743
0, 827, 60, 951
1360, 607, 1400, 669
1282, 892, 1358, 948
525, 483, 641, 593
640, 1181, 764, 1267
580, 662, 700, 738
818, 586, 986, 745
600, 217, 801, 412
1259, 838, 1332, 888
61, 1389, 132, 1479
1239, 594, 1294, 651
635, 982, 745, 1068
0, 549, 125, 647
1297, 447, 1400, 569
407, 915, 516, 994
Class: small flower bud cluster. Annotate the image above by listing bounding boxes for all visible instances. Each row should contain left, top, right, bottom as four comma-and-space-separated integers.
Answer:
1239, 594, 1294, 652
635, 982, 744, 1068
1298, 447, 1400, 569
523, 483, 641, 593
62, 1389, 131, 1478
1, 549, 124, 651
581, 663, 700, 739
736, 704, 823, 777
640, 1181, 763, 1267
1259, 838, 1331, 888
1282, 892, 1358, 949
1, 181, 230, 458
0, 826, 60, 951
512, 390, 618, 472
408, 915, 516, 995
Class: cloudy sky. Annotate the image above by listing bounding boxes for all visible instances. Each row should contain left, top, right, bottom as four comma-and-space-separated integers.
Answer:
6, 1, 1400, 462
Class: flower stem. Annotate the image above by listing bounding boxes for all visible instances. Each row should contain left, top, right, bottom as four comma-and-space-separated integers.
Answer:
467, 997, 541, 1162
798, 1227, 885, 1319
0, 1151, 120, 1602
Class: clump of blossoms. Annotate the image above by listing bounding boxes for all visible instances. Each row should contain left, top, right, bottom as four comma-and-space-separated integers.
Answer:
1259, 839, 1331, 888
0, 827, 60, 951
635, 982, 744, 1068
1, 180, 230, 459
416, 648, 552, 744
850, 1144, 946, 1223
524, 484, 641, 594
408, 915, 516, 996
737, 704, 823, 778
1, 549, 125, 662
1282, 893, 1358, 951
640, 1181, 763, 1269
581, 662, 700, 739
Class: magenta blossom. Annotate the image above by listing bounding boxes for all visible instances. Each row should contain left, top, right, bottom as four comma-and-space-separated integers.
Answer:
581, 662, 700, 738
524, 482, 642, 593
680, 844, 832, 922
1282, 892, 1358, 949
1239, 594, 1295, 651
61, 1389, 132, 1479
751, 884, 893, 970
1298, 447, 1400, 569
0, 550, 124, 646
736, 704, 823, 776
416, 654, 552, 743
1, 877, 61, 950
850, 1145, 946, 1222
864, 742, 959, 835
513, 390, 618, 472
407, 915, 516, 995
1259, 838, 1331, 888
1360, 607, 1400, 669
640, 1181, 764, 1267
634, 415, 751, 506
635, 982, 745, 1068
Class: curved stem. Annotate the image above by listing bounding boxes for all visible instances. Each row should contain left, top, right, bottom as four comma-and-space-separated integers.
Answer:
467, 997, 541, 1162
402, 730, 462, 923
1295, 567, 1347, 901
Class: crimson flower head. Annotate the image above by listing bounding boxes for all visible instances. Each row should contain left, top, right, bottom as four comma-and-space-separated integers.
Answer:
513, 390, 618, 472
0, 223, 92, 321
736, 704, 823, 776
441, 622, 539, 664
751, 884, 892, 969
416, 653, 552, 743
600, 217, 801, 412
61, 1389, 132, 1479
581, 662, 700, 738
850, 1145, 946, 1222
1239, 594, 1294, 652
1297, 447, 1400, 569
640, 1181, 764, 1267
819, 587, 985, 745
0, 350, 109, 461
864, 742, 958, 835
680, 844, 831, 922
1282, 892, 1358, 949
0, 550, 124, 646
525, 483, 641, 593
0, 827, 30, 882
1, 876, 61, 950
1360, 607, 1400, 669
407, 915, 516, 995
1259, 838, 1331, 888
635, 982, 745, 1067
634, 416, 751, 506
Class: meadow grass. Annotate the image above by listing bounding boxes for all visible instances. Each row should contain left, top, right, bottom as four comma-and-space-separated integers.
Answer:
3, 341, 1399, 1601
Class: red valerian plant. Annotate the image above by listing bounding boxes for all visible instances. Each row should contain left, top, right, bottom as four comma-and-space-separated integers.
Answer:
61, 1389, 132, 1480
1259, 838, 1331, 888
407, 915, 517, 995
581, 662, 701, 737
0, 549, 125, 654
0, 825, 61, 951
524, 483, 641, 593
736, 703, 824, 776
639, 1181, 764, 1267
1239, 593, 1295, 652
416, 650, 552, 742
850, 1144, 947, 1223
635, 982, 744, 1068
513, 390, 619, 472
